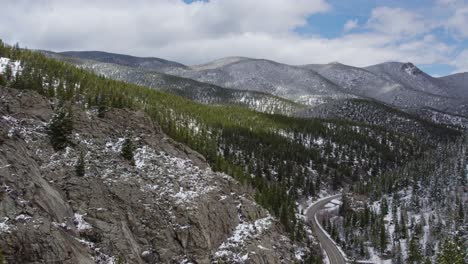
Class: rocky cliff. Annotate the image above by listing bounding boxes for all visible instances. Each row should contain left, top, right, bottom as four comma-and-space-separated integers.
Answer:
0, 87, 307, 264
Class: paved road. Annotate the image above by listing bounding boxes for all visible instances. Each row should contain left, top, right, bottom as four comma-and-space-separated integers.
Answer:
305, 195, 347, 264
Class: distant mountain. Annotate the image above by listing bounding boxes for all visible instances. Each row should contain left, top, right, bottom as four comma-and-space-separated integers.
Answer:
303, 62, 468, 116
365, 62, 449, 97
165, 57, 355, 106
60, 51, 188, 72
43, 51, 302, 115
438, 72, 468, 99
303, 62, 402, 99
52, 50, 468, 122
166, 57, 468, 116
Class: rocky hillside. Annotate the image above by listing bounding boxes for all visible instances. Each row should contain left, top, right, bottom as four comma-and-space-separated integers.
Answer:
0, 87, 307, 264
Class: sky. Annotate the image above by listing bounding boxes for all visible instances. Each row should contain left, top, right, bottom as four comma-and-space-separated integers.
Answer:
0, 0, 467, 76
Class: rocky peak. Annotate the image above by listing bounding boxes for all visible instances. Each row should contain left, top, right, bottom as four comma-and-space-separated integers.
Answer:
401, 62, 422, 76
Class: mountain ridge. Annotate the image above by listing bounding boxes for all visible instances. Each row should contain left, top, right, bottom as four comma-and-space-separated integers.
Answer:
60, 50, 188, 72
54, 50, 468, 127
41, 51, 304, 116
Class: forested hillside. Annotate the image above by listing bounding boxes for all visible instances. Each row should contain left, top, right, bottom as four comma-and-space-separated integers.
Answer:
0, 41, 464, 262
318, 138, 467, 263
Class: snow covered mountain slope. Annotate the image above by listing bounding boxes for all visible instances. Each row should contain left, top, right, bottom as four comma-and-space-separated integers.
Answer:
42, 51, 303, 116
60, 51, 188, 72
365, 62, 450, 97
51, 50, 468, 119
438, 72, 468, 99
165, 57, 356, 106
303, 62, 468, 116
303, 62, 405, 99
169, 58, 468, 115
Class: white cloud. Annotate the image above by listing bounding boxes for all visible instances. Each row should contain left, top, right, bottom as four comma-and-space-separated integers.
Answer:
366, 7, 432, 37
0, 0, 461, 69
452, 49, 468, 72
343, 19, 358, 32
447, 7, 468, 38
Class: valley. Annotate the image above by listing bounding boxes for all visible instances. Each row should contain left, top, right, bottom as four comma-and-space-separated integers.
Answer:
0, 40, 466, 264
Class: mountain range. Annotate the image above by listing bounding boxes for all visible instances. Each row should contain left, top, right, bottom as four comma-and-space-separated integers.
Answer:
46, 50, 468, 128
1, 42, 466, 264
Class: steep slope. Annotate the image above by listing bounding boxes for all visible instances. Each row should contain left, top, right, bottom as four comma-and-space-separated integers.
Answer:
365, 62, 449, 97
438, 72, 468, 99
415, 107, 468, 129
165, 57, 355, 106
44, 51, 303, 116
303, 62, 404, 99
0, 87, 306, 263
304, 62, 468, 116
297, 99, 460, 142
60, 51, 188, 72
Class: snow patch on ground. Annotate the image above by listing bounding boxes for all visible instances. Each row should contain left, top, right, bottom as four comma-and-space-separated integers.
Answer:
15, 214, 32, 221
0, 57, 22, 76
214, 215, 274, 262
0, 217, 12, 233
73, 213, 92, 231
76, 237, 116, 264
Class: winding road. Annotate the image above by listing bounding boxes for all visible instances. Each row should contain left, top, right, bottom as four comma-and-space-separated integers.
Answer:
305, 194, 347, 264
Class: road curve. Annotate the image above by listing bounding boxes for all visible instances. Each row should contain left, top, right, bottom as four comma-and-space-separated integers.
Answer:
305, 195, 347, 264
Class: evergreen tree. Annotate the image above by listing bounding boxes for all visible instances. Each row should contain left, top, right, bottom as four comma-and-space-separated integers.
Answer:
47, 105, 73, 151
400, 212, 407, 239
436, 238, 467, 264
121, 133, 135, 163
458, 200, 464, 223
98, 104, 107, 118
379, 220, 387, 253
408, 235, 422, 263
280, 204, 289, 232
75, 150, 85, 177
339, 191, 350, 217
394, 218, 400, 240
97, 94, 107, 118
0, 73, 5, 86
4, 64, 12, 82
381, 197, 388, 216
295, 219, 305, 242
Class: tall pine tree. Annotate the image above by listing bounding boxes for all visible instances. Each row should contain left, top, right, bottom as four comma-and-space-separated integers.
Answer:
47, 105, 73, 151
121, 133, 135, 164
